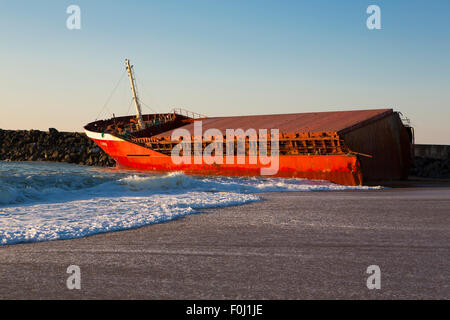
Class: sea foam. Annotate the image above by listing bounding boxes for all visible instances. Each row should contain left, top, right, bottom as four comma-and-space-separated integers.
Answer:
0, 161, 380, 245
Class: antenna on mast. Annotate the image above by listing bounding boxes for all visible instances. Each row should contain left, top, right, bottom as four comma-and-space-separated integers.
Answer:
125, 59, 146, 130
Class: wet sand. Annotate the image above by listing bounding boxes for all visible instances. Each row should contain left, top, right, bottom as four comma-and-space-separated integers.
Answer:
0, 187, 449, 299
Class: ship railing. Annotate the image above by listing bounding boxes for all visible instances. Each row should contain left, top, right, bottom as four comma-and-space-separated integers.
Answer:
131, 134, 350, 156
171, 108, 207, 119
143, 113, 177, 128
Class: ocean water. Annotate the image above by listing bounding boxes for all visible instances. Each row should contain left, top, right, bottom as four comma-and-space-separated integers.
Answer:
0, 161, 380, 245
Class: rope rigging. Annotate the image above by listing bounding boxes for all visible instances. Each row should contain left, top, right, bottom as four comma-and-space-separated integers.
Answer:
134, 74, 160, 114
95, 60, 164, 123
95, 69, 127, 120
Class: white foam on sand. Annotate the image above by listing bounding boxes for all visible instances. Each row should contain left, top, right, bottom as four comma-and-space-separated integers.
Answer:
0, 162, 380, 245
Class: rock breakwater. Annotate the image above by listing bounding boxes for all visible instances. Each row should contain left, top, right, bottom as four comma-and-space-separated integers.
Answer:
0, 128, 115, 167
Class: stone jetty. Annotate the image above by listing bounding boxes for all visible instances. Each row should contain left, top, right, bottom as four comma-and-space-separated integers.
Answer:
0, 128, 115, 167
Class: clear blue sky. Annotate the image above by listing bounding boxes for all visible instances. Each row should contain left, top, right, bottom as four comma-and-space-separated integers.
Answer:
0, 0, 449, 143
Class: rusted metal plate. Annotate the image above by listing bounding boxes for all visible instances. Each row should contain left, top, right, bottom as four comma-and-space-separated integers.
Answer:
341, 112, 412, 181
156, 109, 393, 137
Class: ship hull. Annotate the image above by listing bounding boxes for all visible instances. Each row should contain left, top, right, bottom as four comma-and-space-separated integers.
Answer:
86, 129, 363, 186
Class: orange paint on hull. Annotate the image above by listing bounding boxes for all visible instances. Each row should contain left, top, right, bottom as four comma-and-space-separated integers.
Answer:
91, 137, 363, 186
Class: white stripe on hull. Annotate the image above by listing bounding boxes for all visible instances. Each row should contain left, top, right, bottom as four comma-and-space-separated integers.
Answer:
84, 129, 125, 142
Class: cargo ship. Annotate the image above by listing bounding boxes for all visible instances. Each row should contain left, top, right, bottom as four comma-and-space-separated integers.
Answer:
84, 60, 414, 186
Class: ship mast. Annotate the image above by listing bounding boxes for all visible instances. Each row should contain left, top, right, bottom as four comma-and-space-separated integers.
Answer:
125, 59, 146, 130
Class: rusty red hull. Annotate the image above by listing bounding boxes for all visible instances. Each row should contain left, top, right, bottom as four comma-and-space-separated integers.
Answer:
86, 131, 363, 186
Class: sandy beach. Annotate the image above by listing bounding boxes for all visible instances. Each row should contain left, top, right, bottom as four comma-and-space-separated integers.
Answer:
0, 187, 449, 299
